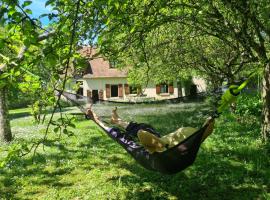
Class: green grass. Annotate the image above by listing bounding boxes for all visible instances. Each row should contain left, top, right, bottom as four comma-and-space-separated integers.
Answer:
0, 102, 269, 200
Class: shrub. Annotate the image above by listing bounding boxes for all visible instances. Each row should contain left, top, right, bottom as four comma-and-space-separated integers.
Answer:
8, 92, 33, 109
235, 93, 262, 117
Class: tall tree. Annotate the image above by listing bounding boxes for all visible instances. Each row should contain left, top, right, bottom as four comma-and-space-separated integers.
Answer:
0, 0, 87, 142
93, 0, 269, 141
190, 0, 270, 140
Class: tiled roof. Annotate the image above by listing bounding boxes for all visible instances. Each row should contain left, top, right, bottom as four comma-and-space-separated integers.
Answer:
80, 47, 127, 78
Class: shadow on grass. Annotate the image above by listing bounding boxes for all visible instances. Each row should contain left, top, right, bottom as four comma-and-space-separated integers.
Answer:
9, 111, 31, 120
0, 132, 122, 199
1, 106, 269, 199
8, 107, 79, 120
103, 146, 269, 199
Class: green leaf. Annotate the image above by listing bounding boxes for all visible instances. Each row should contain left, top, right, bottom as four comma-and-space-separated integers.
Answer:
22, 1, 32, 8
106, 18, 111, 25
45, 0, 55, 7
24, 9, 32, 15
8, 8, 16, 16
130, 26, 136, 33
63, 129, 68, 135
0, 73, 9, 79
39, 13, 48, 18
54, 127, 60, 133
0, 81, 7, 89
114, 2, 120, 9
14, 71, 21, 77
69, 123, 76, 128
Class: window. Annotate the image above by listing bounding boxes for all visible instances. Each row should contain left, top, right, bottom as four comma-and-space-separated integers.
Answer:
160, 83, 169, 93
76, 88, 83, 98
111, 85, 118, 97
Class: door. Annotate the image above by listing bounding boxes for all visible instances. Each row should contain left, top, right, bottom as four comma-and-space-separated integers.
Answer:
111, 85, 118, 97
190, 84, 197, 97
92, 90, 99, 103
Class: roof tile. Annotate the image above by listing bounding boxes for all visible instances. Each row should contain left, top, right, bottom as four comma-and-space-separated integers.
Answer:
80, 47, 127, 78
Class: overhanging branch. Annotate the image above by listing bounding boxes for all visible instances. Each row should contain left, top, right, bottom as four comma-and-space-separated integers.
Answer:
0, 30, 55, 71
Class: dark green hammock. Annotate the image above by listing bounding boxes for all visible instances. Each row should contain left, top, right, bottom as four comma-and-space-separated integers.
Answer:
97, 122, 210, 174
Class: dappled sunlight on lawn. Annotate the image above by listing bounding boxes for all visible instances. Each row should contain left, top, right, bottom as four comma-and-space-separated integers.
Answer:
0, 102, 269, 199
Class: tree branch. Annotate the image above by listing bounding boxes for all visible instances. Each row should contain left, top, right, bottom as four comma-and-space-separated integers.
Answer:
0, 30, 55, 71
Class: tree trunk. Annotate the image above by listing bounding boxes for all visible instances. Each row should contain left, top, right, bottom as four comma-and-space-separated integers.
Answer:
0, 86, 12, 142
262, 62, 270, 141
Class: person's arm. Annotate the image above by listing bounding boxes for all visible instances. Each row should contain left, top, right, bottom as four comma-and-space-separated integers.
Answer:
85, 108, 110, 131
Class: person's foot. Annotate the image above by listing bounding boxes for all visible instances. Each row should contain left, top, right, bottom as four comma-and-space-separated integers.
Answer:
86, 108, 98, 121
111, 107, 120, 124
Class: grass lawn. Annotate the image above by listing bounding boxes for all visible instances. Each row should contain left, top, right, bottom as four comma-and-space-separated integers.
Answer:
0, 102, 269, 200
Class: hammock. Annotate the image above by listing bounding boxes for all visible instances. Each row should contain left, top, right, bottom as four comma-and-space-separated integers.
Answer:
100, 123, 210, 174
60, 76, 252, 174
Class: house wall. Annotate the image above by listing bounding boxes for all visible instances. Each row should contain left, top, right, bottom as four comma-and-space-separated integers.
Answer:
142, 81, 179, 100
66, 77, 207, 101
79, 78, 180, 100
84, 77, 127, 100
192, 77, 207, 93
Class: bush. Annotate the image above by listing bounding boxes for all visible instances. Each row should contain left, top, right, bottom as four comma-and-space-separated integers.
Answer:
235, 93, 262, 117
59, 99, 74, 108
8, 92, 33, 109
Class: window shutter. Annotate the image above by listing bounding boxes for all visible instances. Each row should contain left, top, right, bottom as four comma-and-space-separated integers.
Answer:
106, 84, 111, 98
118, 84, 123, 97
87, 90, 92, 98
156, 84, 161, 94
99, 90, 104, 100
169, 83, 174, 94
124, 84, 130, 95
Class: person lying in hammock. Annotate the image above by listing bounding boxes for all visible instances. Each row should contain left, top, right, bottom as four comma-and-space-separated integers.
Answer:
86, 107, 215, 154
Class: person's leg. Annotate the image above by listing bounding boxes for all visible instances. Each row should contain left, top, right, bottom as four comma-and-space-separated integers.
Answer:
86, 107, 137, 142
137, 130, 166, 153
110, 107, 129, 129
85, 107, 111, 131
160, 127, 198, 148
159, 117, 215, 147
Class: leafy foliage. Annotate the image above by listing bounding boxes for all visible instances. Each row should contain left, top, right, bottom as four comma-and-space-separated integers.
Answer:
0, 0, 96, 142
235, 93, 262, 117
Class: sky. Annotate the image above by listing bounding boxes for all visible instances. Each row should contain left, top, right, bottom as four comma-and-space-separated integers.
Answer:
19, 0, 52, 25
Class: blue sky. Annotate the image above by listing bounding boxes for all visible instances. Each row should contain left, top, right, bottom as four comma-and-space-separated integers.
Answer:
19, 0, 52, 25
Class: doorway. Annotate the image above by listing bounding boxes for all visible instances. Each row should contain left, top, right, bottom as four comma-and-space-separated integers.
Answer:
190, 84, 197, 97
92, 90, 99, 103
111, 85, 118, 97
